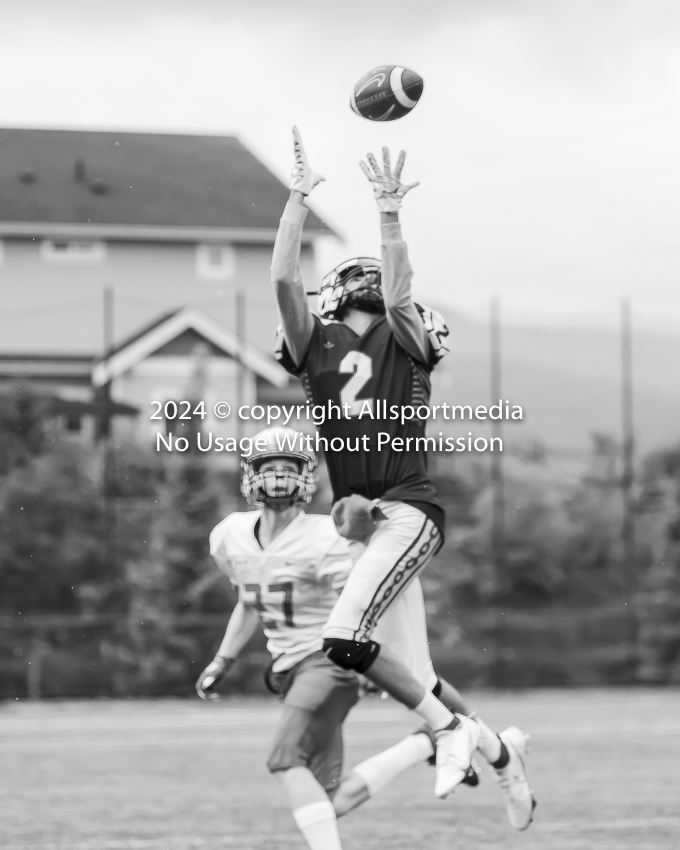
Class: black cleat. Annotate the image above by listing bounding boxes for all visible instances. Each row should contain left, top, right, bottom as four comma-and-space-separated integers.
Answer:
420, 721, 481, 789
461, 761, 481, 787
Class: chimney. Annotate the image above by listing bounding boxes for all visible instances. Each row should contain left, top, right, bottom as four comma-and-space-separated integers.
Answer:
74, 158, 87, 183
18, 168, 36, 184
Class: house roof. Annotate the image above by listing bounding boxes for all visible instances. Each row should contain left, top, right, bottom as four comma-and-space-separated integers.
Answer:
0, 354, 94, 382
0, 383, 138, 417
0, 128, 333, 238
92, 307, 289, 389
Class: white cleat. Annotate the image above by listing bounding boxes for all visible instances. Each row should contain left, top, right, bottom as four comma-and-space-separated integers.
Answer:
434, 714, 480, 799
495, 726, 537, 831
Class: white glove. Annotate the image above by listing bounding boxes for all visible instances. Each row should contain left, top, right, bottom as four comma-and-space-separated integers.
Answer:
359, 147, 419, 213
195, 655, 234, 701
289, 126, 325, 196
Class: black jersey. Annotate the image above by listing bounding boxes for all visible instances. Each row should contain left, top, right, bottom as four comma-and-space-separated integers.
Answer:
277, 312, 445, 532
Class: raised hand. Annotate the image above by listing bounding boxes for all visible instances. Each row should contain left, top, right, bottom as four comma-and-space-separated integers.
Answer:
289, 126, 325, 196
359, 147, 419, 213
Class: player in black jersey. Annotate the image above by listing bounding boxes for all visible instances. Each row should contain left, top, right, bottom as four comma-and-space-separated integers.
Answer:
270, 128, 535, 820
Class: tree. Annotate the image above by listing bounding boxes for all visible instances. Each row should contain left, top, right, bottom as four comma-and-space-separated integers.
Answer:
0, 444, 105, 614
636, 444, 680, 683
0, 384, 56, 474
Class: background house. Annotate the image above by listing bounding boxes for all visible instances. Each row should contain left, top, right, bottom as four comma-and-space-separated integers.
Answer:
91, 307, 289, 445
0, 128, 333, 438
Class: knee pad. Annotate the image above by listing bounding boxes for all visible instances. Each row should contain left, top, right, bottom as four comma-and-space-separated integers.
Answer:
322, 637, 380, 673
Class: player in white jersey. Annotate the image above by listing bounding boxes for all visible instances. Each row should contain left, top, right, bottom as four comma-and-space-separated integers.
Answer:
196, 427, 535, 845
208, 509, 350, 674
196, 427, 462, 850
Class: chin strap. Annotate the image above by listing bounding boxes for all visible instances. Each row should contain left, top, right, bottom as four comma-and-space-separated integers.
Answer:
261, 497, 299, 511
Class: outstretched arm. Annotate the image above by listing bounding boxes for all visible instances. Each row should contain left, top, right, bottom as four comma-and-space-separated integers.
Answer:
195, 600, 260, 700
271, 127, 325, 368
215, 599, 260, 659
360, 148, 429, 365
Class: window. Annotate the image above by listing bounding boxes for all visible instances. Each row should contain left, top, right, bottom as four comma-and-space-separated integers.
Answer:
161, 399, 202, 450
40, 240, 106, 264
65, 413, 82, 433
195, 243, 236, 280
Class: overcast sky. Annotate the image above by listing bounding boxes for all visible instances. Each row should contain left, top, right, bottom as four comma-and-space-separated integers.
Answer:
2, 0, 680, 331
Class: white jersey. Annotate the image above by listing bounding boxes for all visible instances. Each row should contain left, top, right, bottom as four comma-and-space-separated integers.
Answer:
210, 510, 353, 672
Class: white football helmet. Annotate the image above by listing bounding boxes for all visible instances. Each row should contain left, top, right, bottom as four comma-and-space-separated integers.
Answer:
241, 426, 317, 507
318, 257, 383, 319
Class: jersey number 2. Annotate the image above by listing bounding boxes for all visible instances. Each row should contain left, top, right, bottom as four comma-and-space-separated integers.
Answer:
339, 351, 373, 416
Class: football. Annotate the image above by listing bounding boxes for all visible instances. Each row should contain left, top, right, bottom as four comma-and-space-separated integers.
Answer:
350, 65, 424, 121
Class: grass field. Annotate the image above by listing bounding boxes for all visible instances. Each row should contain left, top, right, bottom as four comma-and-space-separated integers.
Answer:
2, 689, 679, 850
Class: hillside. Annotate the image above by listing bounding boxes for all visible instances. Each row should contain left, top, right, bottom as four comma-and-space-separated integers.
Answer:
430, 313, 680, 453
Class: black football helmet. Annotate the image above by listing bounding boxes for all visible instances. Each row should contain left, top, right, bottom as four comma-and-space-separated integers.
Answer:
317, 257, 383, 319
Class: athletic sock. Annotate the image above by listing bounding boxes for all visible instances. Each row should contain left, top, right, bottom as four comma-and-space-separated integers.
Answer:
413, 692, 457, 731
351, 732, 434, 797
292, 800, 343, 850
469, 714, 503, 764
491, 741, 510, 770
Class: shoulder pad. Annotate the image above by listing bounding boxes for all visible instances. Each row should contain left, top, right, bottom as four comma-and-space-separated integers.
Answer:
298, 513, 335, 536
416, 304, 450, 364
210, 511, 253, 541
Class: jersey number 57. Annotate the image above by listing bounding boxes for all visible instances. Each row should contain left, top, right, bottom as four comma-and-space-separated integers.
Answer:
243, 581, 294, 629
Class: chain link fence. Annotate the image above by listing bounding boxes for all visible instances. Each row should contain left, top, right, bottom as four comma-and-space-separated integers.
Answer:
0, 604, 647, 700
